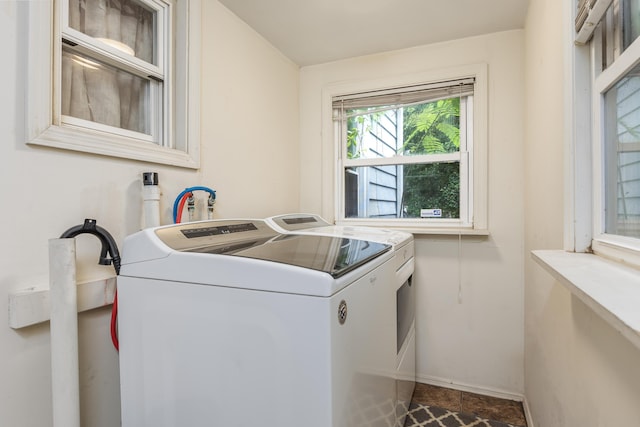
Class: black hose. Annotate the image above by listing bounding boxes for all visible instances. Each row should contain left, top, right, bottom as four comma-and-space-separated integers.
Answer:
60, 219, 121, 275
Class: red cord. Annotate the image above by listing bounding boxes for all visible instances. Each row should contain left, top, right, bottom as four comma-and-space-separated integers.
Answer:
110, 289, 119, 351
175, 192, 192, 223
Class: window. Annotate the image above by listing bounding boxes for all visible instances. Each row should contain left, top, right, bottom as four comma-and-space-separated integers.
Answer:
602, 63, 640, 239
25, 0, 201, 168
573, 0, 640, 264
325, 65, 488, 233
61, 0, 164, 142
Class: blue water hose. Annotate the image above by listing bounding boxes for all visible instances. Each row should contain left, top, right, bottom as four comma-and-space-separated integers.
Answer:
172, 186, 217, 223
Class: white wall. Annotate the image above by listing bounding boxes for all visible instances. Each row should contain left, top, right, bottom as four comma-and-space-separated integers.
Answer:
524, 0, 640, 425
0, 1, 299, 426
299, 31, 526, 397
200, 2, 300, 218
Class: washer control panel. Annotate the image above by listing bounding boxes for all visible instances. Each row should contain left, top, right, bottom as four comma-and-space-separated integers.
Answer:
155, 219, 277, 251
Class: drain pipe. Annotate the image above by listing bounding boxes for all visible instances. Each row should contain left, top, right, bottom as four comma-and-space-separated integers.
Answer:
49, 238, 81, 427
49, 219, 121, 426
142, 172, 160, 228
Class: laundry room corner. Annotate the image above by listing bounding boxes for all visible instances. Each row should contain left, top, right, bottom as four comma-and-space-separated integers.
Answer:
299, 30, 526, 398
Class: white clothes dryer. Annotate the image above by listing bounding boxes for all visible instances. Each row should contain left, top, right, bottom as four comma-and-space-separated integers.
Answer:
265, 214, 416, 426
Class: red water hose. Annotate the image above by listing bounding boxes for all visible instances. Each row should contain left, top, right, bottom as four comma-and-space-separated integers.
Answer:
110, 289, 119, 350
175, 192, 192, 224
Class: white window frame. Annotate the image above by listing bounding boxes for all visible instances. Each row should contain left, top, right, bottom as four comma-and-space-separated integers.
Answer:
592, 33, 640, 265
25, 0, 201, 169
60, 0, 167, 145
569, 0, 640, 266
321, 64, 488, 235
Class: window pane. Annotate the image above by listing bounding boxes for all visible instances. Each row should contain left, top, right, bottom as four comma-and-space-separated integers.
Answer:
404, 98, 461, 155
347, 109, 400, 159
403, 162, 460, 218
623, 0, 640, 50
604, 63, 640, 238
601, 0, 640, 68
344, 163, 460, 219
346, 97, 461, 159
61, 48, 151, 135
68, 0, 156, 64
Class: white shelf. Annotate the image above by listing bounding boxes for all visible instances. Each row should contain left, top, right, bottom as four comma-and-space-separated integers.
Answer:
9, 276, 116, 329
532, 250, 640, 350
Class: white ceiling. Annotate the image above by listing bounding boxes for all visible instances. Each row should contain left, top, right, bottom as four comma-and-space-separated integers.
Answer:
218, 0, 530, 66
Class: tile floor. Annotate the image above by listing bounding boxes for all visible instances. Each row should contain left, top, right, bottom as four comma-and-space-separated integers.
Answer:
404, 383, 527, 427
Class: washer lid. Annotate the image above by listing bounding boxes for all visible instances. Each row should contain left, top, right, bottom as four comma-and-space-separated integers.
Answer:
187, 233, 390, 279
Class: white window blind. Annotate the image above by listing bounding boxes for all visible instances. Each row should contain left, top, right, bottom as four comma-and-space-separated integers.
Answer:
332, 78, 475, 118
575, 0, 614, 44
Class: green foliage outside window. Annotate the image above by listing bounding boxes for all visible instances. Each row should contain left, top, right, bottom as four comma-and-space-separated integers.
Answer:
403, 163, 460, 218
346, 115, 365, 159
346, 97, 462, 218
403, 98, 460, 154
402, 98, 461, 218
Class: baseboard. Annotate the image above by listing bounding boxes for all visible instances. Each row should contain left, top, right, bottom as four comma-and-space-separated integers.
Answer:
522, 397, 535, 427
416, 374, 525, 402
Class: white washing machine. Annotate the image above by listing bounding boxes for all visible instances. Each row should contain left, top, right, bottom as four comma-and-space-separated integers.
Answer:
265, 214, 416, 427
117, 219, 399, 427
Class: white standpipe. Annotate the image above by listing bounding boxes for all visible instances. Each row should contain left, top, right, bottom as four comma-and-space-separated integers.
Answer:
142, 172, 160, 228
49, 238, 81, 427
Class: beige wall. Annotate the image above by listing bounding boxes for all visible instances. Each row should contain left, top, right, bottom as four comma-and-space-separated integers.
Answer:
0, 1, 299, 426
524, 0, 640, 425
299, 31, 526, 397
200, 2, 300, 218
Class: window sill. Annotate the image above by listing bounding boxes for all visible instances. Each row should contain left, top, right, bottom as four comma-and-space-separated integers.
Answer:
335, 219, 489, 236
28, 125, 199, 169
531, 249, 640, 351
408, 227, 490, 236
